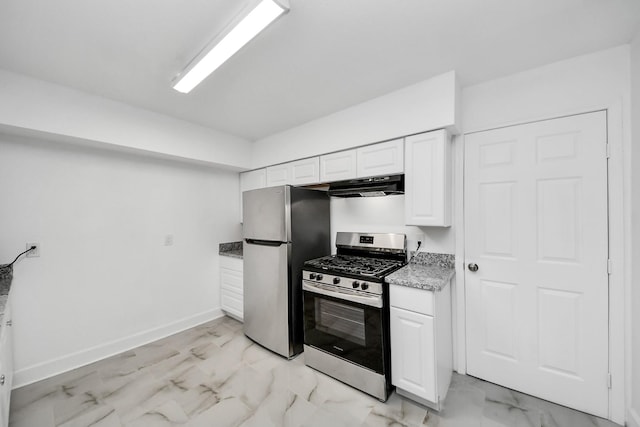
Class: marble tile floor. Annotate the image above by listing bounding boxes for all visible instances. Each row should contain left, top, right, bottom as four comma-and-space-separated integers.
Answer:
9, 316, 620, 427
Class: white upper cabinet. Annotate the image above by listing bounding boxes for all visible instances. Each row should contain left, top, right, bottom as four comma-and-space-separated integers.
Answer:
241, 168, 267, 192
320, 149, 358, 182
356, 138, 404, 178
319, 139, 404, 183
266, 164, 290, 187
240, 168, 267, 222
266, 157, 320, 187
289, 157, 320, 186
404, 130, 451, 227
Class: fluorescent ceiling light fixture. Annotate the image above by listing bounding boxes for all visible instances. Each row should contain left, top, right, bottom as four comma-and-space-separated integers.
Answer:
172, 0, 289, 93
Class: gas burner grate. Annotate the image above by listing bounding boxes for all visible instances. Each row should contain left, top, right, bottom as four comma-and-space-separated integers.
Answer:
304, 254, 405, 278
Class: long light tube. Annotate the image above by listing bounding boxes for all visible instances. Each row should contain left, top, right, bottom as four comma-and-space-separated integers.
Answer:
173, 0, 289, 93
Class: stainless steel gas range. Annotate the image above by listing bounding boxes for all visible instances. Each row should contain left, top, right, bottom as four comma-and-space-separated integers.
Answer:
301, 232, 407, 401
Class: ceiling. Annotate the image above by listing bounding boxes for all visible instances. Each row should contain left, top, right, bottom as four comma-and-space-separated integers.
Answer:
1, 0, 639, 141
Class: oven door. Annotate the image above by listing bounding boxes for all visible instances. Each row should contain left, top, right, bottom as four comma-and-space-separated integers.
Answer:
302, 280, 385, 374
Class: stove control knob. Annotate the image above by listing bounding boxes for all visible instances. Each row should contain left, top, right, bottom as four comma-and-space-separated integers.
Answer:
352, 281, 360, 289
361, 282, 369, 290
316, 274, 323, 281
333, 277, 340, 284
309, 273, 316, 280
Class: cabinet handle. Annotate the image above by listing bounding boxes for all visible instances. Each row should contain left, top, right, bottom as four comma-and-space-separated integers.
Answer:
0, 375, 5, 385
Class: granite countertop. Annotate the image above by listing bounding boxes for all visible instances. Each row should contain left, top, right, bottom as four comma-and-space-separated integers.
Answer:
386, 252, 455, 292
0, 264, 13, 331
219, 241, 243, 259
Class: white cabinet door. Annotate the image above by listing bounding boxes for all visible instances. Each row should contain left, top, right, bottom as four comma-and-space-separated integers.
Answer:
220, 257, 243, 321
240, 168, 267, 191
320, 149, 357, 182
356, 139, 404, 178
0, 301, 12, 427
267, 158, 320, 186
289, 157, 320, 186
266, 164, 290, 187
390, 306, 437, 403
239, 168, 267, 222
405, 130, 451, 226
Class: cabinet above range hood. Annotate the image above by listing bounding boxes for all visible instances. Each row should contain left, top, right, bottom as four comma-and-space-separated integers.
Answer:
327, 174, 404, 197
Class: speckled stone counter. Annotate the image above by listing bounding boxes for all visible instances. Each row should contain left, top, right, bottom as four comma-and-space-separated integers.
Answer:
0, 264, 12, 332
219, 241, 243, 259
386, 252, 455, 291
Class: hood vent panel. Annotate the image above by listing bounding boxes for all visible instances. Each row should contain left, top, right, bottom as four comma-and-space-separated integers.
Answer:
327, 175, 404, 198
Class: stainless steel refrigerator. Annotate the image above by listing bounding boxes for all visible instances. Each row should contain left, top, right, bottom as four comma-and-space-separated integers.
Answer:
242, 185, 330, 358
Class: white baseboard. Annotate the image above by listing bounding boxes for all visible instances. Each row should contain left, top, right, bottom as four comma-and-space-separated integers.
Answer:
13, 308, 225, 389
629, 408, 640, 427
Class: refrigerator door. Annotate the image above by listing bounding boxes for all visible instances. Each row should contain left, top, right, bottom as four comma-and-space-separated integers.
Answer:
242, 186, 290, 242
243, 240, 292, 357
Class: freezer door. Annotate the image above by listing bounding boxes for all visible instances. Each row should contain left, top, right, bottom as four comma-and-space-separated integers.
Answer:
242, 186, 290, 242
243, 240, 292, 357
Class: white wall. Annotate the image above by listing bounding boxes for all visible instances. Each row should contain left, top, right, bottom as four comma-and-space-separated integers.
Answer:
251, 71, 460, 168
460, 45, 631, 425
462, 45, 630, 131
0, 69, 252, 170
629, 30, 640, 427
0, 134, 242, 387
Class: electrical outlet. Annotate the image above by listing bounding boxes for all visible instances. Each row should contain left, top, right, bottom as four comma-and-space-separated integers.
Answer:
26, 242, 40, 257
164, 234, 174, 246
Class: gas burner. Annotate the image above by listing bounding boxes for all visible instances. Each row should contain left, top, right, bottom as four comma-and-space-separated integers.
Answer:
304, 254, 405, 278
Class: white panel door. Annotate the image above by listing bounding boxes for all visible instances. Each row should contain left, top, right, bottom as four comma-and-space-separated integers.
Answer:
464, 111, 609, 417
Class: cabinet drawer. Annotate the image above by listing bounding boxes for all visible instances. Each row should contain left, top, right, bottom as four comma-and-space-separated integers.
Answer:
390, 284, 434, 316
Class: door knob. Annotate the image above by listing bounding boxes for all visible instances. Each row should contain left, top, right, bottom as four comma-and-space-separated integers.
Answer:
468, 263, 479, 272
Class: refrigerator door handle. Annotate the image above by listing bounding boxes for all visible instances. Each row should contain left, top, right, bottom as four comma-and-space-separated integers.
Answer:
245, 238, 285, 247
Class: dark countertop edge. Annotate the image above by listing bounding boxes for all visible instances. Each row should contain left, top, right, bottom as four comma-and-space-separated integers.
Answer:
219, 241, 243, 259
0, 264, 12, 332
219, 251, 243, 259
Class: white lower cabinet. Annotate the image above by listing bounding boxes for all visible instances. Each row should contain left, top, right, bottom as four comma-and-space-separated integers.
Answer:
0, 297, 14, 427
219, 256, 243, 322
390, 283, 452, 410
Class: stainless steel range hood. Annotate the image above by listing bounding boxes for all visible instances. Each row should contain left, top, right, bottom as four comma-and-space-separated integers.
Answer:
327, 175, 404, 197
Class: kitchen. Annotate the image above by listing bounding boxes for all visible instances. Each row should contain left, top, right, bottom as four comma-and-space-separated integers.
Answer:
0, 1, 639, 426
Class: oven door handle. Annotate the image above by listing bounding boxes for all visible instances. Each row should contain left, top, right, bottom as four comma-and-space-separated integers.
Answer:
302, 281, 383, 308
